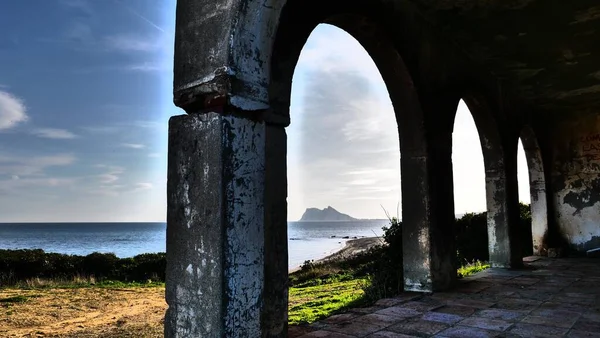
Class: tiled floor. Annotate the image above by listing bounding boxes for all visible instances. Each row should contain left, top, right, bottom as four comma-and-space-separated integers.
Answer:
289, 257, 600, 338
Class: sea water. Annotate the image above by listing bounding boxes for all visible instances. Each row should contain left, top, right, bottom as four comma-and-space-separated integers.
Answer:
0, 220, 388, 269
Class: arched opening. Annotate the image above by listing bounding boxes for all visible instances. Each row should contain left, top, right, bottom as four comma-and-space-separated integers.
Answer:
287, 24, 400, 269
519, 126, 548, 256
265, 3, 447, 330
452, 99, 489, 262
459, 94, 522, 268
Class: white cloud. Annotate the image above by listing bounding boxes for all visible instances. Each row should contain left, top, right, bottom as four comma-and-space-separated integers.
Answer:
148, 153, 161, 158
0, 90, 28, 130
121, 143, 145, 149
134, 182, 153, 190
104, 34, 162, 53
0, 153, 76, 176
31, 128, 78, 139
123, 61, 170, 72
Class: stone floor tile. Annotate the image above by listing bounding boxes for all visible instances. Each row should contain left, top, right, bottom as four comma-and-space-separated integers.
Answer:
366, 331, 418, 338
508, 323, 568, 338
529, 308, 581, 321
568, 329, 600, 338
356, 313, 410, 326
434, 305, 477, 317
421, 311, 464, 325
494, 297, 542, 311
581, 312, 600, 322
327, 321, 390, 338
374, 306, 422, 319
446, 298, 496, 309
350, 306, 386, 314
507, 277, 541, 286
573, 318, 600, 332
436, 325, 500, 337
458, 317, 512, 331
401, 301, 444, 312
323, 313, 361, 325
540, 301, 591, 313
516, 290, 554, 301
387, 318, 448, 336
375, 293, 422, 307
551, 295, 597, 305
299, 330, 357, 338
521, 315, 578, 328
475, 308, 527, 322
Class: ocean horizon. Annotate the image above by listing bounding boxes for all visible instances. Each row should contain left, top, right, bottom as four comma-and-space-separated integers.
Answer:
0, 220, 391, 269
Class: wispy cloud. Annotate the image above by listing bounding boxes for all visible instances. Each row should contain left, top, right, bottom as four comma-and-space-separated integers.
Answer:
103, 34, 161, 53
121, 143, 145, 149
0, 90, 28, 130
31, 128, 78, 139
59, 0, 93, 14
114, 0, 165, 33
95, 165, 124, 184
0, 153, 76, 176
148, 153, 161, 158
132, 182, 153, 191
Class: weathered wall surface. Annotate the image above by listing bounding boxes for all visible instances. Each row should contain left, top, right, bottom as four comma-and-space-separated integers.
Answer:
550, 114, 600, 252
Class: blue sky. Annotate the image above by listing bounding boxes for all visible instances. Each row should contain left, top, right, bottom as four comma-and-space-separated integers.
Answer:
0, 1, 529, 222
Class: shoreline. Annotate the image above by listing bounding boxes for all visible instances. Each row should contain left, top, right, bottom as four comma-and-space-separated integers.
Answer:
288, 237, 384, 273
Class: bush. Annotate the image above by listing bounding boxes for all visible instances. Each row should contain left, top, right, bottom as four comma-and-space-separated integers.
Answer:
0, 250, 166, 286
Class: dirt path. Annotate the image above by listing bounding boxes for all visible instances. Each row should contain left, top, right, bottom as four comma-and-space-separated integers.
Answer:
0, 287, 167, 337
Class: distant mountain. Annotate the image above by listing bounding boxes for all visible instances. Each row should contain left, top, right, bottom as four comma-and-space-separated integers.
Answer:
299, 206, 358, 221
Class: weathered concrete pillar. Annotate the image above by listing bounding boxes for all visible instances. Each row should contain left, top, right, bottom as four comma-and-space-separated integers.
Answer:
521, 127, 548, 256
486, 144, 523, 268
262, 123, 289, 337
165, 112, 267, 337
402, 103, 456, 292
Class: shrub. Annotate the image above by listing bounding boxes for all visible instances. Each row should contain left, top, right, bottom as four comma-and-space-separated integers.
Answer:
0, 250, 167, 286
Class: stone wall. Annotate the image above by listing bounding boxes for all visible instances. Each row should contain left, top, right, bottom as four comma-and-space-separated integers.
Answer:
550, 113, 600, 252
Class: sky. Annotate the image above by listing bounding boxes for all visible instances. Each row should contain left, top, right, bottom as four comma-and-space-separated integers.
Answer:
0, 1, 529, 222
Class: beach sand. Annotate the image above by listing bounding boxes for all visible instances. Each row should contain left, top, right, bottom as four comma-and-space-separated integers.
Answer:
289, 237, 384, 272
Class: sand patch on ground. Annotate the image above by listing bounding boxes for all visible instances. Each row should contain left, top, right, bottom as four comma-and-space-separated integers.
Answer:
0, 287, 166, 338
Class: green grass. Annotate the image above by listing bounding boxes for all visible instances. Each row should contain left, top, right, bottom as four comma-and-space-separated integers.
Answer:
288, 278, 369, 325
457, 260, 490, 278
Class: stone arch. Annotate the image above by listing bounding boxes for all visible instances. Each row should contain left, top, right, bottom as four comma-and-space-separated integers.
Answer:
265, 0, 457, 298
458, 91, 522, 268
519, 126, 549, 255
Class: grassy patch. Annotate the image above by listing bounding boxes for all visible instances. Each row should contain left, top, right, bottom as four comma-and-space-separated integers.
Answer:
457, 260, 490, 278
289, 278, 369, 325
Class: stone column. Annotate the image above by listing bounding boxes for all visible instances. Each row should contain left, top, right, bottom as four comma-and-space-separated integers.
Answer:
402, 109, 456, 292
262, 123, 289, 337
165, 112, 267, 337
486, 145, 523, 268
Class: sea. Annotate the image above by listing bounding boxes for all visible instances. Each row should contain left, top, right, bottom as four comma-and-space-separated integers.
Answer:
0, 220, 389, 269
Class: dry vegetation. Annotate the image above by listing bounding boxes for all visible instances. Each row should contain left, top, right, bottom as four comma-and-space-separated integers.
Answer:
0, 286, 166, 338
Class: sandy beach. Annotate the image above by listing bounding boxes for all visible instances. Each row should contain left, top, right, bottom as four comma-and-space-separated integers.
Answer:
289, 237, 384, 272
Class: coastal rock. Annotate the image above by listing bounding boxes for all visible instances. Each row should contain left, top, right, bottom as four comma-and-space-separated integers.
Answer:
299, 206, 357, 221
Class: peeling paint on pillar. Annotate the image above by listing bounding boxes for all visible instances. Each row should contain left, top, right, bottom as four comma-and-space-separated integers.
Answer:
165, 113, 265, 338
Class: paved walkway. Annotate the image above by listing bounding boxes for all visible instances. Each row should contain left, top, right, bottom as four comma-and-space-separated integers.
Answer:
289, 257, 600, 338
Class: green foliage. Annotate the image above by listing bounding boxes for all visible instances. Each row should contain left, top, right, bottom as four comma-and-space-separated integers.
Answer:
0, 250, 166, 286
457, 260, 490, 278
288, 278, 369, 325
455, 211, 489, 263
